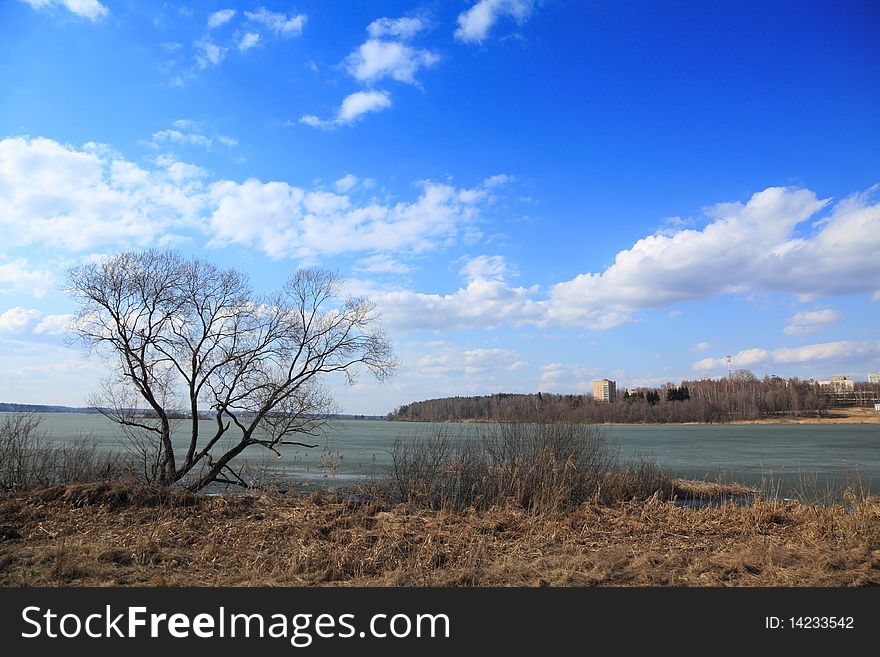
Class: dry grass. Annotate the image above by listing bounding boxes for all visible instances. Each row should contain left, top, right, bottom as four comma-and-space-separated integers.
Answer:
730, 406, 880, 425
1, 482, 878, 587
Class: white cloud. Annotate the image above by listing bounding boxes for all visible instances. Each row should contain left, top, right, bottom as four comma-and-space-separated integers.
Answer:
151, 123, 236, 150
484, 173, 513, 187
459, 255, 515, 283
668, 310, 683, 318
538, 362, 596, 394
0, 137, 206, 251
171, 119, 197, 130
695, 342, 711, 352
0, 136, 507, 262
335, 174, 359, 193
546, 187, 880, 327
693, 341, 879, 372
238, 32, 261, 52
783, 308, 839, 336
354, 255, 412, 274
0, 259, 52, 297
207, 8, 236, 30
21, 0, 108, 21
207, 178, 486, 259
455, 0, 534, 43
194, 38, 228, 69
364, 187, 880, 335
373, 279, 542, 331
34, 314, 72, 335
301, 90, 393, 129
694, 348, 771, 372
402, 342, 528, 394
244, 8, 306, 37
0, 307, 42, 333
345, 39, 440, 85
367, 16, 427, 40
337, 90, 391, 123
772, 341, 877, 365
8, 137, 875, 341
152, 129, 212, 149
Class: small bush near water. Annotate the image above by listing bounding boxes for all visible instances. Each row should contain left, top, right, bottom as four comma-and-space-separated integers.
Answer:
0, 413, 129, 490
389, 423, 674, 511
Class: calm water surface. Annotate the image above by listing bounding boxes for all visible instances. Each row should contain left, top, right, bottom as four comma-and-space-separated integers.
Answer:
15, 413, 880, 497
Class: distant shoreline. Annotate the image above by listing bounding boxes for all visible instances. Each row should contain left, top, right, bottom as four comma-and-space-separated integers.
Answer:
388, 406, 880, 426
3, 404, 878, 424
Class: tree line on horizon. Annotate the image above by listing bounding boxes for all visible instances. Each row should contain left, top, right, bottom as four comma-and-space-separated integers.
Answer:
386, 372, 877, 423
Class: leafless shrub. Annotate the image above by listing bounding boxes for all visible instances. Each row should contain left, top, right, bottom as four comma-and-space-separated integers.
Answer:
0, 413, 130, 490
390, 422, 672, 511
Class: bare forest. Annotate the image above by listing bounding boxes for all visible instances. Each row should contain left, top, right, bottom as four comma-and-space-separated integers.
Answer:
385, 373, 874, 423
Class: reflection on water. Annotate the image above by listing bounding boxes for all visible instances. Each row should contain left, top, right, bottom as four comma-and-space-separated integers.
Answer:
13, 413, 879, 499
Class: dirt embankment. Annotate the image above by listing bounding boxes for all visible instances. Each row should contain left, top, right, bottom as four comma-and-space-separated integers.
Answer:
1, 482, 878, 587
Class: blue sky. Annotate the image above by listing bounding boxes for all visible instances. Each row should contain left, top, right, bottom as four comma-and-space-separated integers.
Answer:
1, 0, 879, 414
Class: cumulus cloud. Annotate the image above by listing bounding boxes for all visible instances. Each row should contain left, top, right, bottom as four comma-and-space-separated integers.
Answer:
693, 341, 879, 372
238, 32, 261, 52
783, 308, 839, 336
34, 313, 73, 335
367, 16, 427, 40
693, 348, 770, 372
0, 307, 73, 336
0, 307, 42, 334
301, 15, 437, 131
455, 0, 534, 43
20, 0, 108, 21
7, 137, 876, 340
339, 91, 394, 122
484, 173, 513, 187
372, 279, 542, 331
207, 178, 488, 259
695, 342, 711, 352
301, 90, 393, 129
0, 136, 508, 262
334, 174, 359, 193
207, 9, 236, 30
354, 255, 412, 274
459, 255, 515, 283
416, 346, 524, 377
151, 121, 237, 149
0, 137, 207, 251
244, 7, 306, 37
344, 39, 439, 85
194, 38, 228, 69
538, 362, 596, 394
364, 186, 880, 334
0, 259, 52, 297
546, 187, 880, 327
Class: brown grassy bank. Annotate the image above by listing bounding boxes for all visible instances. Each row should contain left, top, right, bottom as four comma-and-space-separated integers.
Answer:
1, 482, 878, 587
728, 406, 880, 425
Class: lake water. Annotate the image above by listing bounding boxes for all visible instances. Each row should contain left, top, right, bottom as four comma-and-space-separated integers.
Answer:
12, 413, 880, 497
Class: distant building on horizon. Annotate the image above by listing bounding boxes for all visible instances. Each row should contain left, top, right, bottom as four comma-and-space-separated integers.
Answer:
592, 378, 617, 403
818, 375, 855, 392
831, 375, 855, 392
869, 372, 880, 384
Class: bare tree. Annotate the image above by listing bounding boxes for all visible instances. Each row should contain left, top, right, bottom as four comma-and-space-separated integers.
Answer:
67, 250, 397, 491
